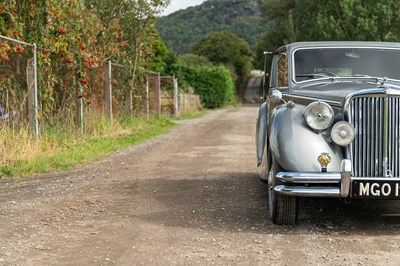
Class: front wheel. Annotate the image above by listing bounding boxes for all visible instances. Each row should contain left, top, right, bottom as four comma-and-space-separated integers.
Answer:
268, 158, 299, 225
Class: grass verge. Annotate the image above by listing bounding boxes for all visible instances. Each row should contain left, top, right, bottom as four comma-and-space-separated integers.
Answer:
0, 115, 174, 178
175, 108, 207, 120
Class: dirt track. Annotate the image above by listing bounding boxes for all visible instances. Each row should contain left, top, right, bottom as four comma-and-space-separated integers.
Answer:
1, 80, 400, 265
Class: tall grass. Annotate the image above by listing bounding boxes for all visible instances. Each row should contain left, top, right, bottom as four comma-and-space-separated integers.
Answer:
0, 114, 174, 178
175, 108, 207, 120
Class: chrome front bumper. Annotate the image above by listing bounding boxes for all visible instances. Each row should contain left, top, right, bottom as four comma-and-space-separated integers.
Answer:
274, 159, 352, 198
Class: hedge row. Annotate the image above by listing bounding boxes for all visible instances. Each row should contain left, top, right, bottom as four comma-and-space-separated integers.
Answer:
174, 64, 234, 108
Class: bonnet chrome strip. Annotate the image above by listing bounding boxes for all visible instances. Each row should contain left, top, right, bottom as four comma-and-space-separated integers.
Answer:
283, 94, 341, 107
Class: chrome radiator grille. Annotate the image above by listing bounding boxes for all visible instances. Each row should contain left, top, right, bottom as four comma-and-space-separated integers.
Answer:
347, 96, 400, 177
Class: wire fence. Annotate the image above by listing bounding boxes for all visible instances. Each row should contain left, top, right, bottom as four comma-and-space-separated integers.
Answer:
0, 35, 202, 140
0, 36, 38, 134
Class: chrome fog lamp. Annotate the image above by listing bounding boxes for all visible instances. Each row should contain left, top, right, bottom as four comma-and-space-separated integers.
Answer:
330, 121, 355, 146
304, 101, 334, 131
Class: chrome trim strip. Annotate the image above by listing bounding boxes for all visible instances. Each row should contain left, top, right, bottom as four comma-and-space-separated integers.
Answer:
274, 186, 340, 197
351, 177, 400, 182
295, 76, 400, 86
291, 46, 400, 85
283, 94, 341, 107
362, 98, 366, 176
343, 88, 400, 108
276, 172, 341, 183
371, 98, 376, 175
384, 97, 390, 176
379, 98, 383, 176
340, 159, 352, 197
396, 98, 398, 176
367, 98, 371, 175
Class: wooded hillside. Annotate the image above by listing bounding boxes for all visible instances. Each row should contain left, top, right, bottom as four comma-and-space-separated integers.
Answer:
156, 0, 263, 54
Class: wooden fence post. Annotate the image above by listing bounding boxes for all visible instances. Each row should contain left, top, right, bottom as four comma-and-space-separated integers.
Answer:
173, 77, 178, 117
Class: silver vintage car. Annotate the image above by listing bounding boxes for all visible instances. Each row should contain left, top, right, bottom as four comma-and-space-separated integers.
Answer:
256, 41, 400, 225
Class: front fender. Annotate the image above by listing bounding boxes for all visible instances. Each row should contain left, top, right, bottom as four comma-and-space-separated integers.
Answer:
256, 102, 268, 167
270, 103, 343, 172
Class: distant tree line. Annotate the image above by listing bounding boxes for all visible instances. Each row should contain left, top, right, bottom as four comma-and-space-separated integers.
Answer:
256, 0, 400, 67
157, 0, 263, 54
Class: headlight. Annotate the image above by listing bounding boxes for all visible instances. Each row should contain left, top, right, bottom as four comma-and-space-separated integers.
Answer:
330, 121, 355, 146
304, 101, 334, 131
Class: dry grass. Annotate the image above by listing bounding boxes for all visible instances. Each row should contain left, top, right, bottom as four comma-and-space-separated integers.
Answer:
0, 125, 39, 166
0, 114, 174, 177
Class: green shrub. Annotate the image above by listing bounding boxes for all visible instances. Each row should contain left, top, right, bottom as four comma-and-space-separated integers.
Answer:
173, 64, 234, 108
177, 54, 213, 68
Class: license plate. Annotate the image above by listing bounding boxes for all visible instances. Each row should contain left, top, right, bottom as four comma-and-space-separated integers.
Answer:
352, 179, 400, 199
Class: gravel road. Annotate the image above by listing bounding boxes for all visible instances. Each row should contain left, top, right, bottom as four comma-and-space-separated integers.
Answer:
1, 80, 400, 265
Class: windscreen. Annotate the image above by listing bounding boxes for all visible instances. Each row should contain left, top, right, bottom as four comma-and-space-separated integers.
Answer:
294, 48, 400, 82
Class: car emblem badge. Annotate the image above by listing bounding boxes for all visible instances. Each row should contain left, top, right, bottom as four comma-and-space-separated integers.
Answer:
317, 152, 331, 172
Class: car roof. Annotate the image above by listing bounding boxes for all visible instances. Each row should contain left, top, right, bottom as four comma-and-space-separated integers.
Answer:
274, 41, 400, 54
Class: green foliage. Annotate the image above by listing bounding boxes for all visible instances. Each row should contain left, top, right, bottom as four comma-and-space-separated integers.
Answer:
256, 0, 400, 67
0, 0, 170, 121
173, 64, 234, 108
162, 49, 178, 76
255, 27, 286, 69
177, 54, 213, 68
156, 0, 263, 54
192, 32, 251, 65
147, 29, 169, 73
192, 31, 253, 97
84, 0, 171, 81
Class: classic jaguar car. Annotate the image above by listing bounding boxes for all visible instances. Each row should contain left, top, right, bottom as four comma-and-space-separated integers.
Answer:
256, 41, 400, 225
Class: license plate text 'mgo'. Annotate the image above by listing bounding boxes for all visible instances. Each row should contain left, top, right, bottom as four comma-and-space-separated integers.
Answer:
352, 179, 400, 199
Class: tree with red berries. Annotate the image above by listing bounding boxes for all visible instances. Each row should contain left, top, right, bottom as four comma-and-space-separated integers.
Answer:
0, 0, 170, 123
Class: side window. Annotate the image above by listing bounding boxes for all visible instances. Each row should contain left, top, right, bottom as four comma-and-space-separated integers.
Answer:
277, 53, 288, 87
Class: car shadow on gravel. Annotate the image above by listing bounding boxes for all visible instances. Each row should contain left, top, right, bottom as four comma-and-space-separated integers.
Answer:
299, 197, 400, 234
119, 173, 400, 235
120, 172, 269, 232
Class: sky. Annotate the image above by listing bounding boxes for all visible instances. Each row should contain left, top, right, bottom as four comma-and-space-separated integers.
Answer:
160, 0, 207, 16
